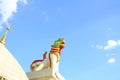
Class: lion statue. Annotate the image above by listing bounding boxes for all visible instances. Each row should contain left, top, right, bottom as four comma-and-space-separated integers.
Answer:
30, 38, 66, 80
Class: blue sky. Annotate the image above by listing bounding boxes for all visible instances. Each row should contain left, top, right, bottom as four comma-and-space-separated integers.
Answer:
0, 0, 120, 80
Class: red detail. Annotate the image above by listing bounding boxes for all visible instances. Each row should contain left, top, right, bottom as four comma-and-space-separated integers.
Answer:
50, 48, 60, 54
30, 60, 43, 69
43, 51, 47, 59
59, 46, 64, 52
30, 52, 47, 68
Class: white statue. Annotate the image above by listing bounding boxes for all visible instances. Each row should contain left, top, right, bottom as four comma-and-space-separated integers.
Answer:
30, 38, 66, 80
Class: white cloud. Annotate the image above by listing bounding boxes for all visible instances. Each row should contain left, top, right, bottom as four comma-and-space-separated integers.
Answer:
94, 40, 120, 50
0, 0, 27, 28
104, 40, 120, 50
107, 58, 116, 64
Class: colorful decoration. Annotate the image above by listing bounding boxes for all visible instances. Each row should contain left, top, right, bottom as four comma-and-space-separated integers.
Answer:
30, 38, 66, 80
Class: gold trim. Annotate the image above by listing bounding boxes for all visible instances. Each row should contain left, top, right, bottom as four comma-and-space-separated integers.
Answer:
0, 25, 10, 45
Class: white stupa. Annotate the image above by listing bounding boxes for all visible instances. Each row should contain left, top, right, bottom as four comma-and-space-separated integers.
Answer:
0, 25, 28, 80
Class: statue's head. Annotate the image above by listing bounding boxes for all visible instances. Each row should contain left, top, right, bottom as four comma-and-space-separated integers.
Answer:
52, 38, 65, 51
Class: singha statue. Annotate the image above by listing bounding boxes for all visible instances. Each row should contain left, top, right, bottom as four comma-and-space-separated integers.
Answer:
30, 38, 66, 80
